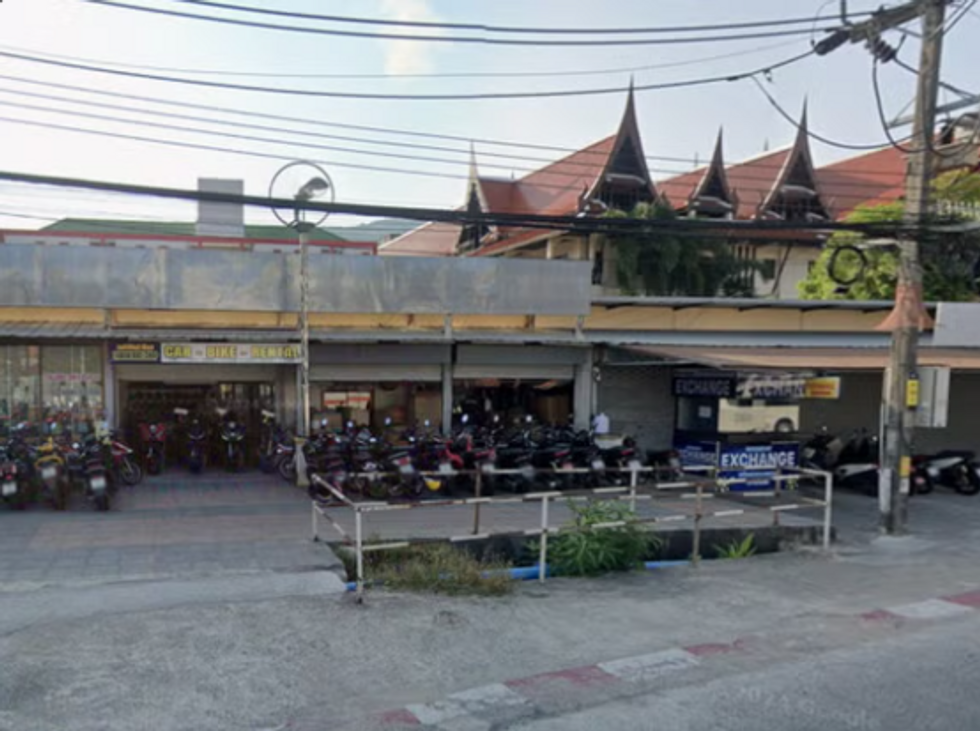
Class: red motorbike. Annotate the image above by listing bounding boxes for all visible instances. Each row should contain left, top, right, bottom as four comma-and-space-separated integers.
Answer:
103, 432, 143, 487
139, 422, 167, 476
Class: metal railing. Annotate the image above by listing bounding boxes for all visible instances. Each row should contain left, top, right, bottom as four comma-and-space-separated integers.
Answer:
310, 465, 833, 600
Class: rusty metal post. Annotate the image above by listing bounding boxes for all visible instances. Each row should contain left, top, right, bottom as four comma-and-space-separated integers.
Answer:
473, 469, 483, 535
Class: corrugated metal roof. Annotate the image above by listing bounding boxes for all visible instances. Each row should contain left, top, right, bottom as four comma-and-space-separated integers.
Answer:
111, 329, 295, 342
0, 322, 109, 339
622, 344, 980, 371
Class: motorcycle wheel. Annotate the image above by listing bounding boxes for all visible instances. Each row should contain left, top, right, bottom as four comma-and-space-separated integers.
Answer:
7, 491, 29, 511
120, 458, 143, 487
953, 465, 980, 496
479, 474, 496, 497
51, 480, 70, 511
913, 471, 934, 496
278, 456, 297, 483
147, 452, 162, 476
93, 492, 110, 512
367, 478, 388, 500
402, 474, 425, 500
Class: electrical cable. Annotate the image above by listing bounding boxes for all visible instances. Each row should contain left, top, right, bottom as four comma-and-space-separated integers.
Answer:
168, 0, 872, 36
871, 59, 918, 154
0, 168, 937, 236
751, 75, 914, 151
0, 38, 804, 80
0, 47, 818, 102
0, 90, 917, 194
85, 0, 844, 47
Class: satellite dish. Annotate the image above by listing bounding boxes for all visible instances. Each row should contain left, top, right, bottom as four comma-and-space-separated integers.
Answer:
269, 161, 334, 230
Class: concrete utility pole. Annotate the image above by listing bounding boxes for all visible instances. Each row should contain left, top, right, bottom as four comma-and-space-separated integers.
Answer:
815, 0, 949, 534
881, 0, 947, 534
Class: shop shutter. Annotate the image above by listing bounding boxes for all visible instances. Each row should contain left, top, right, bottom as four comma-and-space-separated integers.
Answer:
310, 364, 443, 382
452, 364, 575, 380
597, 365, 674, 452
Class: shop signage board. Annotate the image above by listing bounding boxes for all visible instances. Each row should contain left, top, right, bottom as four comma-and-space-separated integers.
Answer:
160, 343, 301, 364
675, 439, 800, 490
804, 377, 841, 400
109, 343, 161, 364
673, 374, 736, 398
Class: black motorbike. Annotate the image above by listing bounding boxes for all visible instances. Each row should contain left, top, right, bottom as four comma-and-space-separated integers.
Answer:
186, 419, 208, 474
221, 419, 247, 473
0, 439, 28, 510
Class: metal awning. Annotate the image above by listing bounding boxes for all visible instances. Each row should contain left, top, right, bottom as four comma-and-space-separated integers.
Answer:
0, 322, 109, 339
620, 345, 980, 371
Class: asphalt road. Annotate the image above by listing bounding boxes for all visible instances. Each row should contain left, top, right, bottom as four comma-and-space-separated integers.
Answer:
510, 614, 980, 731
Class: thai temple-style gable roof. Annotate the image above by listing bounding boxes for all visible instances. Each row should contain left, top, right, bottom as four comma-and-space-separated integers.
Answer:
658, 130, 737, 217
815, 146, 907, 220
753, 104, 830, 222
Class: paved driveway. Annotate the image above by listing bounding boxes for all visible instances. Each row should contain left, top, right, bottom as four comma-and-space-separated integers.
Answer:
0, 471, 341, 590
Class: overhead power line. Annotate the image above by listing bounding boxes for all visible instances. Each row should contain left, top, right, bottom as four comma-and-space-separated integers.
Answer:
0, 168, 936, 237
169, 0, 872, 36
86, 0, 843, 47
0, 90, 918, 194
0, 47, 817, 101
0, 39, 804, 80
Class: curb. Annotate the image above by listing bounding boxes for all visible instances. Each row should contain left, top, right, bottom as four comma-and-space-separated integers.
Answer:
370, 587, 980, 729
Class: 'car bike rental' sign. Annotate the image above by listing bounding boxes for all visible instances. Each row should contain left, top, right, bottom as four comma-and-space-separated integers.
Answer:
161, 343, 301, 364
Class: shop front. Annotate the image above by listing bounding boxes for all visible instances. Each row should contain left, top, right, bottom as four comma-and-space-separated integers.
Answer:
111, 341, 300, 462
673, 369, 841, 489
453, 345, 590, 429
309, 344, 449, 432
0, 343, 105, 437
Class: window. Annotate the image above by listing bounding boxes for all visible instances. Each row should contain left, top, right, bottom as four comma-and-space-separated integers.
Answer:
758, 259, 777, 282
41, 345, 104, 436
0, 346, 41, 434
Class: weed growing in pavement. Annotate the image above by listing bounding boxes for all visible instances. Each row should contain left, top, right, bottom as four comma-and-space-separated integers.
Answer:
338, 542, 513, 596
714, 533, 757, 560
531, 499, 661, 577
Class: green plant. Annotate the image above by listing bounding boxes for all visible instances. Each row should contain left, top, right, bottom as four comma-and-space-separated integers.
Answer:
340, 542, 513, 596
714, 533, 757, 560
533, 500, 661, 577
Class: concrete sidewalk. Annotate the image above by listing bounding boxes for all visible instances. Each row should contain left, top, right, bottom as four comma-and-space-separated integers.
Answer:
0, 471, 343, 591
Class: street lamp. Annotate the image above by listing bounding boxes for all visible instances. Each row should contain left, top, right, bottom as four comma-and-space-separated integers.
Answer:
269, 162, 334, 456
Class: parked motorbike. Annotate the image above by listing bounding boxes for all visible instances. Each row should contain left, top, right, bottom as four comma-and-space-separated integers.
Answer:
186, 418, 208, 474
0, 439, 28, 510
802, 427, 879, 495
912, 450, 980, 496
32, 436, 69, 510
258, 410, 283, 474
221, 418, 247, 473
142, 422, 167, 475
79, 436, 110, 511
102, 431, 142, 487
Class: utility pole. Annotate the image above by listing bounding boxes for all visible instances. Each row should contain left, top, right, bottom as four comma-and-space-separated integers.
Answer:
881, 0, 946, 534
815, 0, 948, 534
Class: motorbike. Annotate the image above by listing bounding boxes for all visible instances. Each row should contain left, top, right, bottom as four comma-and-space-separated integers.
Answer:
221, 418, 247, 472
0, 439, 28, 510
802, 428, 879, 495
78, 436, 110, 511
912, 450, 980, 495
258, 410, 283, 474
142, 422, 167, 475
32, 436, 69, 510
102, 431, 142, 488
186, 419, 208, 474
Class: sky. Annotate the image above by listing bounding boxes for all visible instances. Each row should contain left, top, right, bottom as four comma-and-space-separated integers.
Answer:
0, 0, 977, 233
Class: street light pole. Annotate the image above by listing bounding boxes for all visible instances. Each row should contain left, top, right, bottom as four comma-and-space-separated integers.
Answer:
297, 222, 312, 440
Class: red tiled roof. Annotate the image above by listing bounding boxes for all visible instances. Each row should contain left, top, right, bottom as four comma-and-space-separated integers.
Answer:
379, 221, 460, 257
658, 166, 709, 209
724, 149, 791, 219
815, 146, 906, 220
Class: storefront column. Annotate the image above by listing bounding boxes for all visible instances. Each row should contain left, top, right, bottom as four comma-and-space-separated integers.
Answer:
573, 348, 594, 430
295, 365, 305, 434
441, 362, 453, 435
103, 341, 116, 429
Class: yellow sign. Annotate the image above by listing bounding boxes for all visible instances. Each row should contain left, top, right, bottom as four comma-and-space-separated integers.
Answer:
900, 455, 912, 478
907, 378, 920, 408
804, 377, 841, 400
161, 343, 301, 364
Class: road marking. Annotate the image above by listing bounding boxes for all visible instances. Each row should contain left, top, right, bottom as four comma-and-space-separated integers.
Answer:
597, 648, 699, 682
887, 599, 974, 620
407, 683, 528, 725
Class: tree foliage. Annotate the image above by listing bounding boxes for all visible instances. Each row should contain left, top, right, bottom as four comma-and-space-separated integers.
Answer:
604, 202, 756, 296
799, 171, 980, 301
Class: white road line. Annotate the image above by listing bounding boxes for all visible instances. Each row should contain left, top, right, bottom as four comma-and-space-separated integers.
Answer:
597, 648, 699, 682
887, 599, 974, 620
407, 683, 528, 726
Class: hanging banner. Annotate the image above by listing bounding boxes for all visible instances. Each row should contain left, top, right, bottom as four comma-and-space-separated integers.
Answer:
161, 343, 301, 364
736, 374, 807, 401
109, 342, 161, 364
675, 439, 800, 490
673, 374, 736, 398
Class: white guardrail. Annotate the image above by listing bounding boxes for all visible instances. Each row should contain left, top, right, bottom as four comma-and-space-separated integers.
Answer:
309, 465, 833, 600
